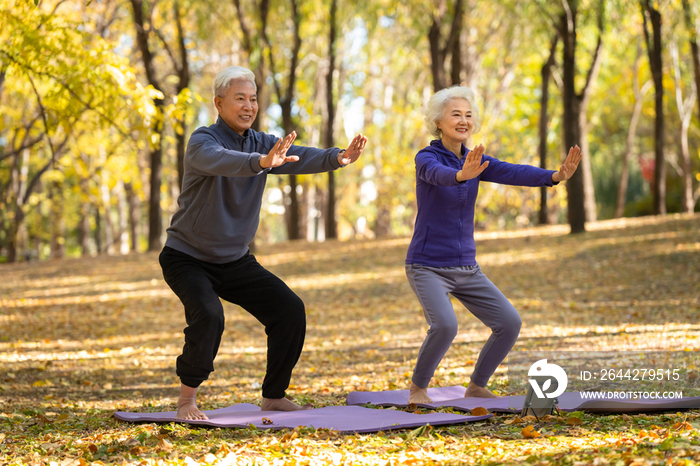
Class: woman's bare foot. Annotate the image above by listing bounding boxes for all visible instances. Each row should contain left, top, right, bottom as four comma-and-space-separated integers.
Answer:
177, 383, 208, 420
464, 382, 500, 398
408, 381, 433, 404
261, 397, 311, 411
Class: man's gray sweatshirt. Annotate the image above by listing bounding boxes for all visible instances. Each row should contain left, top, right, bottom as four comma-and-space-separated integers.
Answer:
165, 117, 343, 263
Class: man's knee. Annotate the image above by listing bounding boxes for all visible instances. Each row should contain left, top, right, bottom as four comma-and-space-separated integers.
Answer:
285, 294, 306, 328
189, 302, 225, 331
262, 290, 305, 330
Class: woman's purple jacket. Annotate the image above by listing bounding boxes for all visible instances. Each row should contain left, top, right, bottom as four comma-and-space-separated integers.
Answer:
405, 140, 558, 267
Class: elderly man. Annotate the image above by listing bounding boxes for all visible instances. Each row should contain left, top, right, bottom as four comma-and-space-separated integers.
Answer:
160, 66, 367, 419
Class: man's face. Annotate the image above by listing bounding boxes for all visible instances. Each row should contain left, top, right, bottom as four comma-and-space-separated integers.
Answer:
215, 80, 258, 135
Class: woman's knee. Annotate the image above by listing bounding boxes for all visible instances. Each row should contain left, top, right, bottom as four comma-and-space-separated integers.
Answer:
429, 319, 459, 341
494, 312, 521, 340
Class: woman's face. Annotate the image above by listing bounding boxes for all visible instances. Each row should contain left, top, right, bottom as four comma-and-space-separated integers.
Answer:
437, 99, 474, 145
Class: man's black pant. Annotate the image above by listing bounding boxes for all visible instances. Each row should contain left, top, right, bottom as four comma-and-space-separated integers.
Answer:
159, 246, 305, 399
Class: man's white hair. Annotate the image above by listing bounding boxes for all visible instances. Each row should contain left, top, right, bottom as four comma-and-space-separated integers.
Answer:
425, 86, 481, 138
213, 66, 257, 98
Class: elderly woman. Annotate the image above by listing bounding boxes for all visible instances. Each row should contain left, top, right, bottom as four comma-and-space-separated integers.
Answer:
406, 86, 581, 404
161, 66, 366, 419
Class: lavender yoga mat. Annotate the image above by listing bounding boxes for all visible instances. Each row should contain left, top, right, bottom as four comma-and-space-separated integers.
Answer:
114, 403, 492, 433
347, 386, 700, 414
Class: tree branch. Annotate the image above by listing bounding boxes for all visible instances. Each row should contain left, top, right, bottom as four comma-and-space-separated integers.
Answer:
276, 0, 302, 106
152, 25, 180, 75
174, 0, 189, 91
232, 0, 253, 54
259, 0, 281, 102
579, 1, 604, 106
0, 50, 133, 138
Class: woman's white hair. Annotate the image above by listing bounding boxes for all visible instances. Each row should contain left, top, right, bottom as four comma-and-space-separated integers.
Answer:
213, 66, 257, 98
425, 86, 481, 138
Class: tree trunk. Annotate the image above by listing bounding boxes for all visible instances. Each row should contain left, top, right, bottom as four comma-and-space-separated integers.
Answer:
116, 180, 130, 254
428, 0, 464, 92
325, 0, 338, 239
6, 148, 30, 263
450, 0, 463, 86
373, 81, 393, 238
682, 0, 700, 130
264, 0, 302, 241
50, 182, 65, 259
130, 0, 166, 250
559, 0, 604, 233
94, 206, 102, 254
174, 0, 190, 191
641, 0, 666, 215
125, 181, 139, 252
539, 35, 558, 225
282, 103, 301, 240
78, 191, 91, 256
147, 137, 164, 249
101, 176, 115, 255
578, 4, 604, 224
670, 41, 697, 214
681, 0, 700, 212
616, 41, 647, 218
679, 108, 695, 213
560, 10, 586, 233
428, 18, 446, 92
579, 113, 597, 222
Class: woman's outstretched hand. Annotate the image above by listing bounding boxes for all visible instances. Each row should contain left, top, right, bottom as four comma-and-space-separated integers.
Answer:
338, 134, 368, 166
456, 144, 489, 182
552, 145, 582, 183
260, 132, 299, 169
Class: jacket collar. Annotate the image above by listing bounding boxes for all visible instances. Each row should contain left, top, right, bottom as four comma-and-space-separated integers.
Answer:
429, 139, 466, 157
216, 116, 254, 141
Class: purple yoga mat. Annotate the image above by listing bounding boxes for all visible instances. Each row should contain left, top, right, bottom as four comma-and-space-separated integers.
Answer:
114, 403, 492, 433
345, 385, 468, 407
347, 387, 700, 414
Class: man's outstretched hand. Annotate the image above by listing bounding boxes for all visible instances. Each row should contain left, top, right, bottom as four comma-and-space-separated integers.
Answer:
338, 134, 368, 166
260, 132, 299, 169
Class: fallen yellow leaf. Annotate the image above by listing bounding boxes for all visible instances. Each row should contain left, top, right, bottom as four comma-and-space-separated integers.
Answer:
671, 421, 693, 431
156, 438, 173, 452
471, 407, 490, 416
566, 416, 583, 425
521, 425, 541, 439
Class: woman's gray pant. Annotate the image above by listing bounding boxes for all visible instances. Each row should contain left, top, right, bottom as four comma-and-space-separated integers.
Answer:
405, 264, 522, 388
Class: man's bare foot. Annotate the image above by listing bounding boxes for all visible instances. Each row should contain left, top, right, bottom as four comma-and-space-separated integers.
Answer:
464, 382, 500, 398
261, 397, 311, 411
176, 383, 208, 420
408, 381, 433, 404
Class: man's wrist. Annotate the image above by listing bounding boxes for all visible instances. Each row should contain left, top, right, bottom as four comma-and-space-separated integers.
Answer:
337, 149, 347, 164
